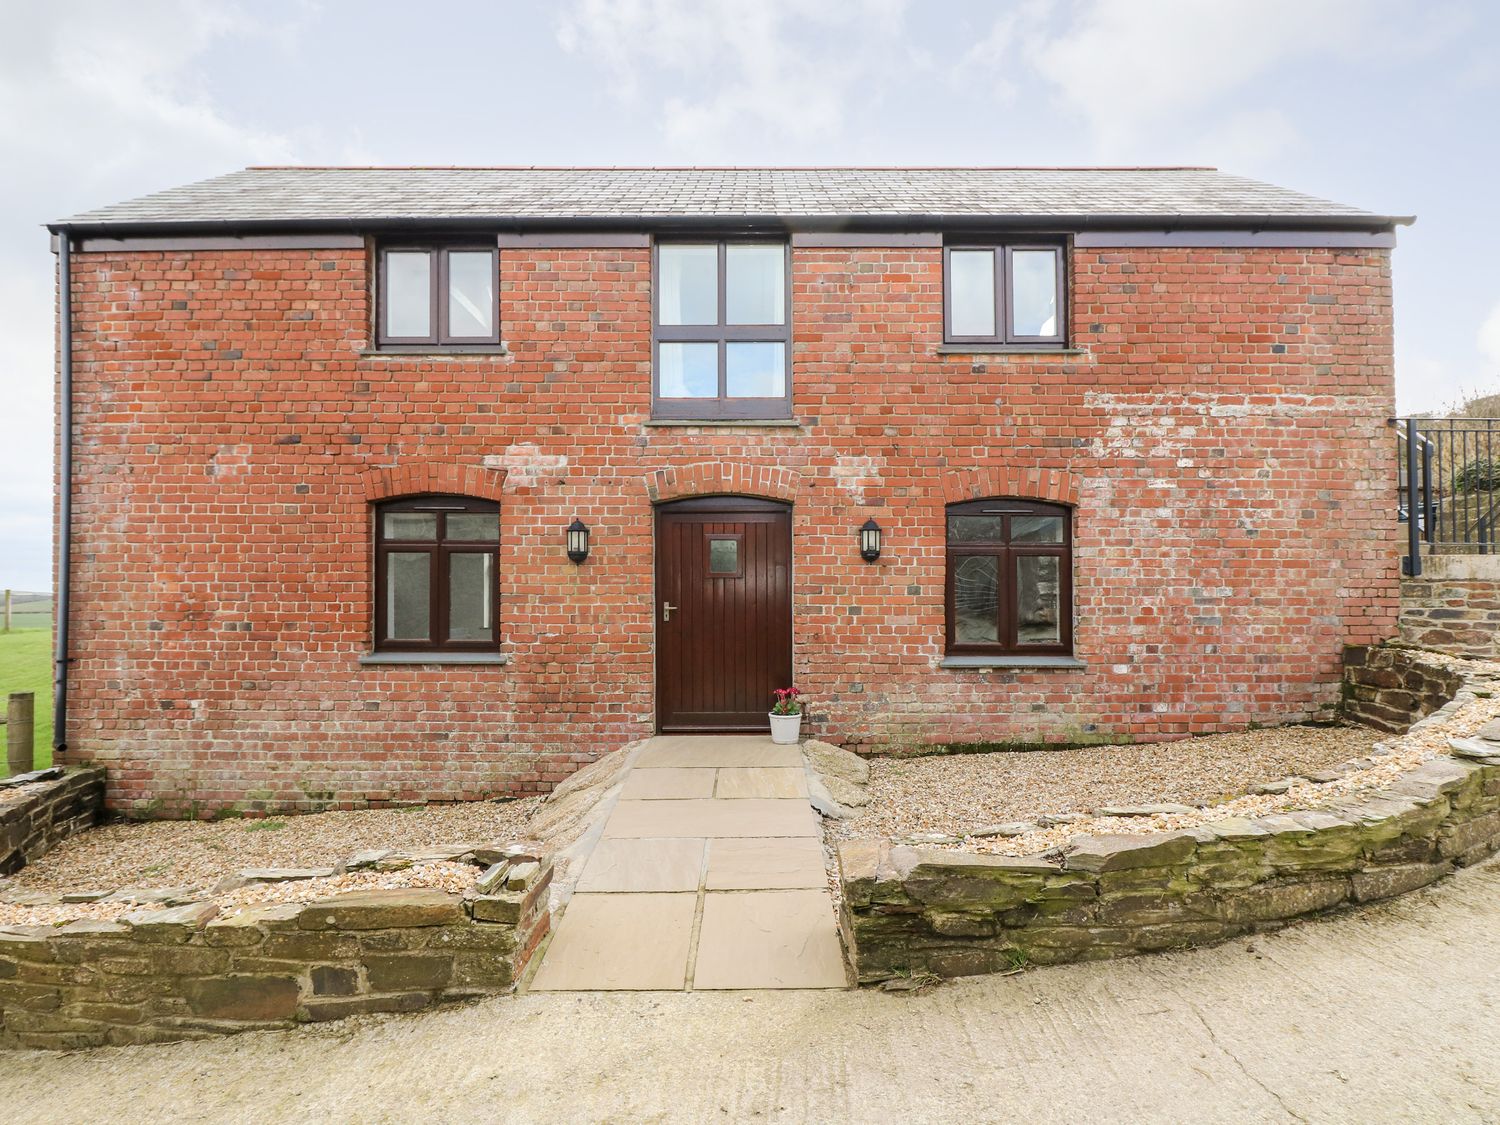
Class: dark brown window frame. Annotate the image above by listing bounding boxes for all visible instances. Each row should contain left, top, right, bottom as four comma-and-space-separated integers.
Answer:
944, 498, 1073, 657
376, 244, 501, 348
652, 239, 793, 421
943, 241, 1067, 347
373, 495, 501, 654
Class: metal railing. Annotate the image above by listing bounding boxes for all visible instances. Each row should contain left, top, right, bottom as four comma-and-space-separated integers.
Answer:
1397, 416, 1499, 574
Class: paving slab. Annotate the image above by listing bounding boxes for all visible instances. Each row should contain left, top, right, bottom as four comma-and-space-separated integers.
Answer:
705, 837, 828, 890
529, 893, 696, 991
634, 737, 804, 769
575, 838, 707, 893
603, 799, 820, 839
530, 734, 848, 993
692, 890, 848, 990
714, 767, 808, 799
620, 768, 717, 800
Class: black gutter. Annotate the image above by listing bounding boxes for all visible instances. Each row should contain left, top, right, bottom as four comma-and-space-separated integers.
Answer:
47, 211, 1416, 238
54, 233, 73, 755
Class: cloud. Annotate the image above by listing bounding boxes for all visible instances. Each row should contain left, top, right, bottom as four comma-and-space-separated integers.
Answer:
1396, 296, 1500, 414
0, 1, 304, 590
555, 0, 916, 155
950, 0, 1459, 163
1480, 298, 1500, 370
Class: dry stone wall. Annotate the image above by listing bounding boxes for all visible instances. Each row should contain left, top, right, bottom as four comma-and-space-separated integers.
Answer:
841, 646, 1500, 983
0, 768, 106, 876
1400, 556, 1500, 660
0, 869, 551, 1049
1341, 645, 1465, 733
839, 747, 1500, 982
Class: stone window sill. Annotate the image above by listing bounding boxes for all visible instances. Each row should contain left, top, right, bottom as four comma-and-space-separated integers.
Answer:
940, 655, 1086, 670
935, 345, 1089, 357
358, 347, 512, 359
644, 419, 803, 429
359, 652, 510, 666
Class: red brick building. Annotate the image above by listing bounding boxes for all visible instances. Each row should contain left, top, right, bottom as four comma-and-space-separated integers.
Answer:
49, 167, 1409, 816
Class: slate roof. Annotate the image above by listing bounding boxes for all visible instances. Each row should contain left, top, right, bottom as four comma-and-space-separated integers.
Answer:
54, 166, 1404, 231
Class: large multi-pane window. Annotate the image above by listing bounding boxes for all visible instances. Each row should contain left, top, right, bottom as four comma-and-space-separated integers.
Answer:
374, 496, 499, 652
945, 499, 1073, 656
654, 241, 792, 419
377, 245, 499, 347
944, 242, 1066, 346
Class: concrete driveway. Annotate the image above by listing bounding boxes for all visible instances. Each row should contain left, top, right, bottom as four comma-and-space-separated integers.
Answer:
5, 858, 1500, 1123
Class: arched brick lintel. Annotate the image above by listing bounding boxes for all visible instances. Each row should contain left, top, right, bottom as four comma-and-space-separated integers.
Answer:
644, 462, 801, 504
941, 466, 1081, 507
358, 462, 508, 504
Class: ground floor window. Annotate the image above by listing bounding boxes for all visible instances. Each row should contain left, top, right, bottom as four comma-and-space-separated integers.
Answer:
374, 495, 499, 652
945, 498, 1072, 656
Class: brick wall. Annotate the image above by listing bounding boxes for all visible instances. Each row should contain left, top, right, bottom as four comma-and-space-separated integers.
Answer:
60, 242, 1400, 815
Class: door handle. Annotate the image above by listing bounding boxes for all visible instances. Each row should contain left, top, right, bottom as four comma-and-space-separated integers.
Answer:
662, 601, 678, 622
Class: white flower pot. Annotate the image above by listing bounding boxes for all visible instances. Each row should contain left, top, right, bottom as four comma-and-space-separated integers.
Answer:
769, 712, 802, 745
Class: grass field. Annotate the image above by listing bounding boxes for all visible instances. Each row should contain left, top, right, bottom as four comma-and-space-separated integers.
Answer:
5, 596, 52, 632
0, 629, 52, 775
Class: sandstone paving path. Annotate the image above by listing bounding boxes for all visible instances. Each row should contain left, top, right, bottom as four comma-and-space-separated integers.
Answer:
528, 734, 847, 991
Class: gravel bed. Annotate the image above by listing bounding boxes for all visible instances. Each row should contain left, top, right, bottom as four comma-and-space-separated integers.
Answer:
0, 862, 484, 928
833, 724, 1382, 843
0, 797, 543, 896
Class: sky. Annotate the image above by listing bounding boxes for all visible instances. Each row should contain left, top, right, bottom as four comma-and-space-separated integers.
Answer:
1, 0, 1498, 592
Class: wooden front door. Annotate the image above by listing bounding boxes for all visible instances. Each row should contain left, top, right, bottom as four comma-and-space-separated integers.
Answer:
655, 497, 792, 731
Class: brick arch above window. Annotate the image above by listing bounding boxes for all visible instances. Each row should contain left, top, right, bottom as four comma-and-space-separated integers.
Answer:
358, 462, 507, 504
941, 467, 1080, 508
644, 462, 801, 505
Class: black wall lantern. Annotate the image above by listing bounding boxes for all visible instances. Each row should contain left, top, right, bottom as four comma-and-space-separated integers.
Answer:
859, 518, 882, 562
566, 518, 590, 564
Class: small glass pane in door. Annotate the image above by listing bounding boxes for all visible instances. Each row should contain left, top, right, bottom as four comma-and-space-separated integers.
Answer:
708, 537, 740, 575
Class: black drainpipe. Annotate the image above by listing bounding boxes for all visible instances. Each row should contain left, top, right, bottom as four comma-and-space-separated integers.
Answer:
54, 230, 73, 755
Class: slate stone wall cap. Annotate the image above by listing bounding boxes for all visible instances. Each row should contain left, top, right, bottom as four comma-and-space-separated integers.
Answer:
1450, 738, 1500, 760
909, 848, 1063, 875
124, 901, 219, 933
835, 839, 883, 882
1404, 758, 1478, 791
206, 903, 304, 929
297, 889, 464, 930
1204, 818, 1270, 840
1063, 832, 1197, 872
55, 920, 130, 937
1251, 815, 1314, 837
240, 867, 338, 883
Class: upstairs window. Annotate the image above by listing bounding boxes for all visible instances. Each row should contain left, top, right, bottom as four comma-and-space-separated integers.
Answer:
944, 242, 1065, 347
377, 245, 499, 347
945, 499, 1072, 656
374, 496, 499, 652
654, 241, 791, 420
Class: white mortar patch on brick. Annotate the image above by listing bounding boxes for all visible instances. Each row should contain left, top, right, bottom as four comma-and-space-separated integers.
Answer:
832, 455, 882, 502
484, 444, 569, 489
